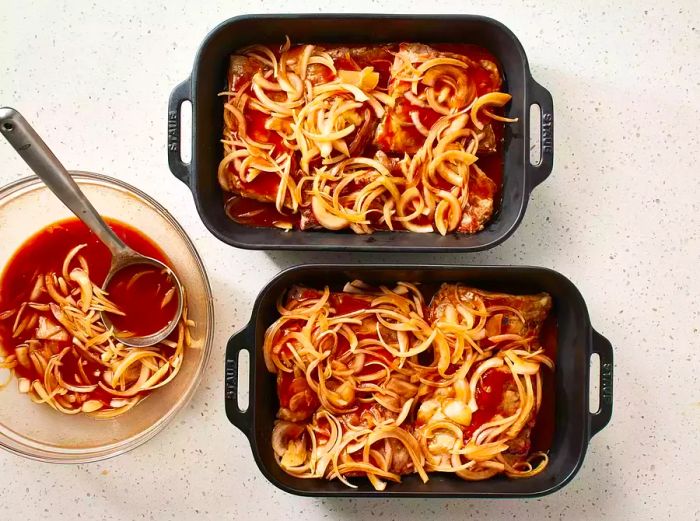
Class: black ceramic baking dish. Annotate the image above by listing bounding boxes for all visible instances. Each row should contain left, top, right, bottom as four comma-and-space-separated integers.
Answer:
168, 14, 554, 252
224, 264, 613, 497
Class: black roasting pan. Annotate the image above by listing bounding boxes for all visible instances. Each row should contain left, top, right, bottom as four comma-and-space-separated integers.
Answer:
224, 264, 613, 497
168, 14, 554, 252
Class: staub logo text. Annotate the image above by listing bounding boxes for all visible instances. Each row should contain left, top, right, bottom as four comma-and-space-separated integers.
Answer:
167, 110, 178, 152
541, 112, 553, 154
601, 362, 613, 403
225, 358, 237, 400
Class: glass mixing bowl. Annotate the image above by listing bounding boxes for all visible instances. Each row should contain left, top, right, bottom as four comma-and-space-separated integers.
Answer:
0, 172, 214, 462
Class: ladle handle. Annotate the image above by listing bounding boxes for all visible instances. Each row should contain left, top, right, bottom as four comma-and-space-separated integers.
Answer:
0, 107, 130, 258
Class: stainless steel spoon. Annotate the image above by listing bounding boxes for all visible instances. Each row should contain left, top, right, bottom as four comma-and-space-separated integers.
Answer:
0, 107, 183, 347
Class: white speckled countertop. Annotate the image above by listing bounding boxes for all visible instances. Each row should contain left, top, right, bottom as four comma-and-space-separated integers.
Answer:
1, 1, 698, 519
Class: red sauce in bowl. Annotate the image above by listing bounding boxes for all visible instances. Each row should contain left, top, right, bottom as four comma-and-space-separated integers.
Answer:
0, 217, 174, 356
104, 263, 178, 338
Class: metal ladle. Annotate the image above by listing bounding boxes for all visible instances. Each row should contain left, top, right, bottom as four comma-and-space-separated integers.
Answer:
0, 107, 183, 347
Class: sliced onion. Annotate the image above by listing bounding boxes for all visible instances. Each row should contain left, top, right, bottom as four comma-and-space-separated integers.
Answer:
468, 359, 504, 411
470, 92, 512, 130
311, 194, 350, 231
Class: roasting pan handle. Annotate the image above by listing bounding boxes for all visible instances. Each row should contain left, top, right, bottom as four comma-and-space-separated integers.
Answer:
589, 329, 614, 437
225, 322, 254, 439
526, 78, 554, 190
167, 78, 192, 187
